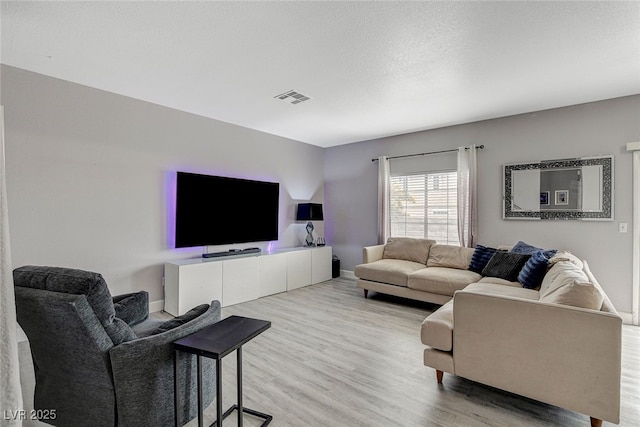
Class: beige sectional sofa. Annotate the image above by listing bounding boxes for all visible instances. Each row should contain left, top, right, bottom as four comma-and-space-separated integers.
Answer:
355, 238, 622, 426
422, 253, 621, 426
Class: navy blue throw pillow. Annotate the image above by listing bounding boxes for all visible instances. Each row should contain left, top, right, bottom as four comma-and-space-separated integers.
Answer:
469, 245, 500, 274
518, 250, 554, 289
510, 241, 542, 255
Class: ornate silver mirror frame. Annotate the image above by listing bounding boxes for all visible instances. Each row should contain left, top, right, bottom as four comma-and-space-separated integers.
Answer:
503, 155, 614, 220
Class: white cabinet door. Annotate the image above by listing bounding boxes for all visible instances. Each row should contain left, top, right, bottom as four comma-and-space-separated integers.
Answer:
165, 247, 331, 314
312, 246, 332, 284
258, 252, 287, 297
286, 250, 312, 291
222, 257, 259, 307
165, 261, 223, 316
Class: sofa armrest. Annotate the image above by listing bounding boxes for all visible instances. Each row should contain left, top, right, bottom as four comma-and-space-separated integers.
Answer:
363, 244, 385, 263
109, 301, 221, 425
452, 291, 621, 423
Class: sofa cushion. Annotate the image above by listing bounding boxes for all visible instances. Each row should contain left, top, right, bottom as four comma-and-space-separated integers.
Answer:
382, 237, 434, 265
461, 282, 540, 300
539, 260, 589, 299
510, 240, 541, 254
354, 259, 425, 287
481, 251, 530, 282
477, 276, 521, 287
408, 267, 481, 295
426, 245, 475, 270
114, 291, 149, 326
421, 300, 454, 351
548, 251, 583, 269
151, 304, 210, 334
510, 240, 557, 255
539, 259, 606, 310
518, 250, 554, 290
539, 280, 604, 310
420, 282, 540, 353
468, 244, 500, 274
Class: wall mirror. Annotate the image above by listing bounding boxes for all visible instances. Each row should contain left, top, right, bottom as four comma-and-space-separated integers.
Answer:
503, 155, 614, 220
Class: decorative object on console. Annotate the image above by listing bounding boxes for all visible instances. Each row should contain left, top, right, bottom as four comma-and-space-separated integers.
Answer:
296, 203, 323, 247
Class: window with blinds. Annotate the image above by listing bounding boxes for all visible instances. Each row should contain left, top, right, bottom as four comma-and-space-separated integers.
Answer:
389, 170, 460, 245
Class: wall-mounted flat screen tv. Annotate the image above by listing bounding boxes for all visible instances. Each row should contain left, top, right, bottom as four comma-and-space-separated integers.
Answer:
175, 172, 279, 248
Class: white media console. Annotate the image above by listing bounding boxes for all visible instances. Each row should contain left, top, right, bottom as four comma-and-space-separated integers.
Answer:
164, 246, 332, 316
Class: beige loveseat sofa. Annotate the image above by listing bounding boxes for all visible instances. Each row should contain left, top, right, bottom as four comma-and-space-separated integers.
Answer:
421, 252, 621, 427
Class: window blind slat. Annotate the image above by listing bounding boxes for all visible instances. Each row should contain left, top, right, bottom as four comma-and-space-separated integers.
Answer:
389, 171, 460, 245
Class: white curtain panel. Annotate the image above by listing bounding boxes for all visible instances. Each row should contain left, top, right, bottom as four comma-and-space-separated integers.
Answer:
377, 156, 390, 244
0, 105, 23, 426
457, 144, 478, 248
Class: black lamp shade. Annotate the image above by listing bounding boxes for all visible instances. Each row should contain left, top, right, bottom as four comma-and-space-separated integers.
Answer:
296, 203, 323, 221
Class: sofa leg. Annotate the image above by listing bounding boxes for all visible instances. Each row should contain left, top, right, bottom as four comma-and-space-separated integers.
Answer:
363, 289, 368, 298
590, 418, 602, 427
436, 370, 443, 384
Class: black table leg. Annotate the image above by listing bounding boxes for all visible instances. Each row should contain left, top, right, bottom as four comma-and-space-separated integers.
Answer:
197, 355, 203, 427
174, 349, 179, 427
237, 347, 243, 427
216, 357, 223, 426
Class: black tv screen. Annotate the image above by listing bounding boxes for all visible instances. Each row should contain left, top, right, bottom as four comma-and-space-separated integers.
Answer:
175, 172, 279, 248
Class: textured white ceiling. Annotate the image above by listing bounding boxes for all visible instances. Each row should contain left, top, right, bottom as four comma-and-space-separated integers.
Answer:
2, 1, 639, 148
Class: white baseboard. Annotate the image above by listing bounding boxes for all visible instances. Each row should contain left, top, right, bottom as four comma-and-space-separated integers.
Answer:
340, 270, 356, 280
619, 311, 634, 325
149, 299, 164, 313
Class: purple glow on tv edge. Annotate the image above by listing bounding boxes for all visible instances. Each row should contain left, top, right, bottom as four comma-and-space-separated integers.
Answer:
165, 171, 178, 250
166, 171, 200, 253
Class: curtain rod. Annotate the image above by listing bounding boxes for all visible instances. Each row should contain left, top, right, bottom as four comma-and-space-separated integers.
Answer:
371, 144, 484, 162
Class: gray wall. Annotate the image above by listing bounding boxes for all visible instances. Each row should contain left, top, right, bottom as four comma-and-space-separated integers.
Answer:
1, 65, 325, 303
3, 63, 638, 314
325, 95, 640, 314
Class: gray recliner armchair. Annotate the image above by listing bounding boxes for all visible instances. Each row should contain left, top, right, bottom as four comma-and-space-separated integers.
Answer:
14, 265, 220, 427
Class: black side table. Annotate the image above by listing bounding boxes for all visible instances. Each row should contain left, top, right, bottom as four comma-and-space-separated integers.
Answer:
173, 315, 272, 427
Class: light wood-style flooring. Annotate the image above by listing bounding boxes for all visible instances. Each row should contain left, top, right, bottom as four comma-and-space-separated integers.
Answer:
168, 278, 640, 427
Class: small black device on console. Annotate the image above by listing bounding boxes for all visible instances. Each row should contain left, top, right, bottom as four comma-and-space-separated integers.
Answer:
202, 247, 262, 259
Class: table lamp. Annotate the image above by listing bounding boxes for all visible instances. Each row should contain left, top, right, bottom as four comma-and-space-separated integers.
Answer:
296, 203, 323, 247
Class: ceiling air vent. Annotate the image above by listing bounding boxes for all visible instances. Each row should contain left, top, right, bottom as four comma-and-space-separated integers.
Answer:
274, 90, 311, 105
